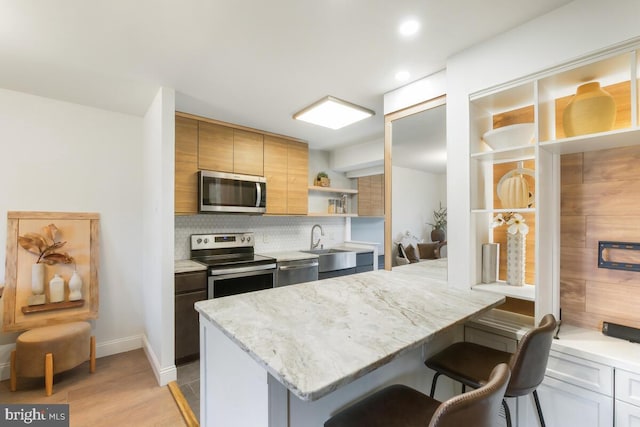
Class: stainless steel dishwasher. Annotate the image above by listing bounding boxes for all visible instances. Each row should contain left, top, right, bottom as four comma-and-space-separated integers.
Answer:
276, 258, 319, 287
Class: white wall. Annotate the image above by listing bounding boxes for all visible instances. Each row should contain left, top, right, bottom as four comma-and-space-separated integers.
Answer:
446, 0, 640, 289
392, 165, 446, 259
330, 138, 384, 174
0, 88, 145, 379
142, 87, 176, 385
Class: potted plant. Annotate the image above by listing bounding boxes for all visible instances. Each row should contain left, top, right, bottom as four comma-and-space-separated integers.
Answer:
428, 203, 447, 242
315, 171, 330, 187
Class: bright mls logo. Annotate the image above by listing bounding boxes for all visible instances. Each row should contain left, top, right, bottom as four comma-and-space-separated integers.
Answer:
1, 404, 69, 426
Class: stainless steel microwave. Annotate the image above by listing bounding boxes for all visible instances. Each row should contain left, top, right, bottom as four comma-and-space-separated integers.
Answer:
198, 170, 266, 214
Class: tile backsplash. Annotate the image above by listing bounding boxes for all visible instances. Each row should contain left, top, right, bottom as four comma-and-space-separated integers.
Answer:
175, 215, 347, 259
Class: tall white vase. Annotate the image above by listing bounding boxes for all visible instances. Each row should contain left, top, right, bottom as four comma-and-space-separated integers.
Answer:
31, 263, 45, 295
506, 232, 526, 286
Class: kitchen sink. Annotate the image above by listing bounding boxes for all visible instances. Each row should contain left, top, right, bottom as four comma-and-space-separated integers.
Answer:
301, 248, 356, 272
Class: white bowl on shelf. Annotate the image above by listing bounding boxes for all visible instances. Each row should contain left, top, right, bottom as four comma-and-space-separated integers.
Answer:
482, 123, 535, 150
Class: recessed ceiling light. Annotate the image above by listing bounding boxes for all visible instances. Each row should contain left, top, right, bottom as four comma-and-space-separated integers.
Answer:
395, 71, 411, 82
399, 19, 420, 37
293, 96, 375, 130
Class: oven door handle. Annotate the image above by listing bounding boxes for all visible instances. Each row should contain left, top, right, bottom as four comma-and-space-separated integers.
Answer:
209, 263, 277, 276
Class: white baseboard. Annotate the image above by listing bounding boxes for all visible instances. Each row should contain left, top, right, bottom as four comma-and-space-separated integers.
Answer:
0, 334, 144, 381
96, 334, 143, 358
142, 334, 177, 386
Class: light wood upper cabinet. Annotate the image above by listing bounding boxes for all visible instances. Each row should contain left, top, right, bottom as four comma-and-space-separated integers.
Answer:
175, 112, 308, 215
198, 121, 234, 172
233, 129, 264, 176
175, 116, 199, 215
287, 141, 309, 215
264, 137, 308, 215
358, 174, 384, 216
264, 136, 288, 214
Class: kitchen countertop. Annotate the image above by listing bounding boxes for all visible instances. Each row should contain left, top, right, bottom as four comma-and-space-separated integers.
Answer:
195, 260, 503, 401
174, 259, 207, 274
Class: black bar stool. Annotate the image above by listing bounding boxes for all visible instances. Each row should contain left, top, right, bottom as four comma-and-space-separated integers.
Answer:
324, 363, 510, 427
425, 313, 557, 427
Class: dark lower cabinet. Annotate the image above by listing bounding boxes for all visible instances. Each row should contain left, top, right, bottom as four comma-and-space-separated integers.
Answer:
318, 267, 357, 280
175, 270, 207, 365
356, 252, 374, 273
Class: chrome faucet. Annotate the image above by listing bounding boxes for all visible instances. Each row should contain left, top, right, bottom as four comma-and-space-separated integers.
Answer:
310, 224, 324, 250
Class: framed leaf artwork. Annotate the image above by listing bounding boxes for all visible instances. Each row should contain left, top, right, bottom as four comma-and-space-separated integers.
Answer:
3, 211, 100, 332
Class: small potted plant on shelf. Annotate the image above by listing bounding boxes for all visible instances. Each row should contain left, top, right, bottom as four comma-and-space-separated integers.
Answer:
427, 203, 447, 242
315, 171, 330, 187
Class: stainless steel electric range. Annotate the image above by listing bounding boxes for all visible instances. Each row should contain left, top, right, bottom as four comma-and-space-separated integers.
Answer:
190, 232, 277, 299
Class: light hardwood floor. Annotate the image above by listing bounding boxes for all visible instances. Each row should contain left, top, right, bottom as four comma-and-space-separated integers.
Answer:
0, 349, 186, 427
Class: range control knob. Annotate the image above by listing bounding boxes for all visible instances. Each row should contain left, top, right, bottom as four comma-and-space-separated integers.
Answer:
246, 236, 251, 242
240, 236, 246, 242
196, 238, 202, 244
204, 238, 209, 244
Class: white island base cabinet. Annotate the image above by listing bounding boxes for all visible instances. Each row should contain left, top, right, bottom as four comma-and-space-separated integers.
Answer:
199, 314, 463, 427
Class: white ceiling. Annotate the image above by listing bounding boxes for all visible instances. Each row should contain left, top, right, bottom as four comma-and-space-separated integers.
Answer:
1, 0, 573, 157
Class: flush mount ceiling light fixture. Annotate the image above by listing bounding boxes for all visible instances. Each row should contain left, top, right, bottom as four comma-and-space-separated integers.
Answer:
293, 96, 375, 130
399, 19, 420, 37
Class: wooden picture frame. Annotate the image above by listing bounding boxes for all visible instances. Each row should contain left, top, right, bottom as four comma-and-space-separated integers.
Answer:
3, 211, 99, 332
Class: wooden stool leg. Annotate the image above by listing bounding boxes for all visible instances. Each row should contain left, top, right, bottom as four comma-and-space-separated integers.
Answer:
10, 350, 17, 392
90, 336, 96, 373
45, 353, 53, 396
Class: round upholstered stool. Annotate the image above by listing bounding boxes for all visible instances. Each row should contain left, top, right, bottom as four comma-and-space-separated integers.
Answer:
10, 321, 96, 396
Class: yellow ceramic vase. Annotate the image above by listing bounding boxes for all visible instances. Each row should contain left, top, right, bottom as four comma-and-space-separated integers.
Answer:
563, 82, 616, 137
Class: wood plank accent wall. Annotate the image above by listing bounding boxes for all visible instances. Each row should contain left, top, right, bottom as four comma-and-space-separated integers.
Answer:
560, 145, 640, 331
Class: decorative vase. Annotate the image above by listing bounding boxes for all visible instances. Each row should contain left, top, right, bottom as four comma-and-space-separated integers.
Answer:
31, 263, 45, 295
563, 81, 616, 137
49, 273, 65, 303
431, 229, 445, 243
29, 263, 46, 305
481, 243, 499, 284
506, 232, 526, 286
69, 270, 83, 301
498, 174, 530, 209
315, 177, 330, 187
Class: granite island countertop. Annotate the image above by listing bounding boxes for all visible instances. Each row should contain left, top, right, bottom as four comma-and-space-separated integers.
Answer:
195, 261, 504, 401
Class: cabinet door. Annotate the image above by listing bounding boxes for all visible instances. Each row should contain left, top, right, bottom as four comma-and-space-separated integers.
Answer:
198, 121, 234, 172
358, 174, 384, 216
287, 141, 308, 215
233, 129, 264, 176
616, 369, 640, 407
175, 116, 199, 214
616, 400, 640, 427
264, 136, 288, 214
536, 376, 613, 427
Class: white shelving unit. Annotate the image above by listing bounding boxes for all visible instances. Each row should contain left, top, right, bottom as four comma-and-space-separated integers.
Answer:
469, 46, 640, 322
308, 186, 358, 217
